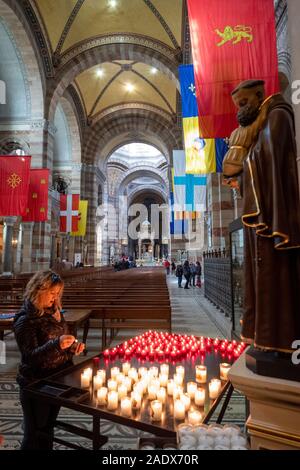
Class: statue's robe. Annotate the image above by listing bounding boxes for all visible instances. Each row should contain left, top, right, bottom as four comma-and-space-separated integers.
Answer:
241, 95, 300, 352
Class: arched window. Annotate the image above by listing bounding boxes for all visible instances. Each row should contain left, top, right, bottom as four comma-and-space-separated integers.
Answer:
0, 139, 29, 155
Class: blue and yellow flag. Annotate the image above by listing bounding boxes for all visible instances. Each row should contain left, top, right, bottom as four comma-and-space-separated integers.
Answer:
179, 64, 228, 174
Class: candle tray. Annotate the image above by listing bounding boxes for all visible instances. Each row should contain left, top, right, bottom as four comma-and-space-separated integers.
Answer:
30, 380, 90, 403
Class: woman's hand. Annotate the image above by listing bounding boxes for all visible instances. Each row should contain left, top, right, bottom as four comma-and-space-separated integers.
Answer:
72, 342, 85, 355
52, 309, 61, 322
59, 335, 75, 350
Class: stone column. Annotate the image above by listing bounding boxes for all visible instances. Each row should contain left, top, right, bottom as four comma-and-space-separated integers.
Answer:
14, 223, 23, 273
2, 217, 17, 276
287, 0, 300, 188
21, 222, 34, 273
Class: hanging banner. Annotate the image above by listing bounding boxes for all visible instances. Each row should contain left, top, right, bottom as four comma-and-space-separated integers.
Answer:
60, 194, 80, 233
71, 200, 88, 237
187, 0, 279, 137
179, 64, 228, 173
23, 169, 49, 222
0, 155, 31, 216
173, 150, 207, 214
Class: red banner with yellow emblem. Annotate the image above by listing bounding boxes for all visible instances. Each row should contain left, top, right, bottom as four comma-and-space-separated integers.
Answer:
187, 0, 279, 138
22, 169, 50, 222
0, 156, 31, 216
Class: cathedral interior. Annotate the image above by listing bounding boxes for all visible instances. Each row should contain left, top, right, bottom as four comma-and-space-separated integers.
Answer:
0, 0, 300, 456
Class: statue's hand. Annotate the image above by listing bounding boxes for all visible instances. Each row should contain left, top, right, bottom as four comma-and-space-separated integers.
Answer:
222, 177, 240, 190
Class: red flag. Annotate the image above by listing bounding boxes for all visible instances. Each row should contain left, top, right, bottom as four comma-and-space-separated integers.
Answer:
60, 194, 80, 233
187, 0, 279, 138
22, 169, 50, 222
0, 156, 31, 216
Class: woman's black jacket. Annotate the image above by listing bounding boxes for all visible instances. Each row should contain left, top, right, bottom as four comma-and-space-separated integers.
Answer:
13, 300, 73, 387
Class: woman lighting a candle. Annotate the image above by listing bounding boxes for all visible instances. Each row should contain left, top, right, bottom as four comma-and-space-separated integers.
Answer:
13, 270, 85, 450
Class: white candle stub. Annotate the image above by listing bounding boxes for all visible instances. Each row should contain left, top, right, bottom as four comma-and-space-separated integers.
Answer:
150, 400, 162, 421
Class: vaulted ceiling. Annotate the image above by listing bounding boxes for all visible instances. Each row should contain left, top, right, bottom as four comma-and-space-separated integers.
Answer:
32, 0, 184, 122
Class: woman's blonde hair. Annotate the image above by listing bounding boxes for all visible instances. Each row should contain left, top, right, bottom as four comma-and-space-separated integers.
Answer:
24, 270, 64, 312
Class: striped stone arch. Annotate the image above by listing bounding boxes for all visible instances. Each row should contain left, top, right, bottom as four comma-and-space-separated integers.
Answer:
0, 0, 44, 119
47, 37, 180, 122
84, 108, 182, 167
128, 186, 168, 205
118, 166, 169, 195
55, 96, 82, 192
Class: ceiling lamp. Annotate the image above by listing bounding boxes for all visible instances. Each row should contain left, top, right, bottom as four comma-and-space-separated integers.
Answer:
96, 69, 104, 77
125, 83, 135, 93
108, 0, 117, 8
151, 67, 158, 74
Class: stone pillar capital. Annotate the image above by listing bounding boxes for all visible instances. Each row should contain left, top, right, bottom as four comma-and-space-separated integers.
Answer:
3, 217, 17, 227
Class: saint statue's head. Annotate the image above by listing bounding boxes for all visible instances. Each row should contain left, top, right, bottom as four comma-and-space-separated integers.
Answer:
231, 79, 266, 127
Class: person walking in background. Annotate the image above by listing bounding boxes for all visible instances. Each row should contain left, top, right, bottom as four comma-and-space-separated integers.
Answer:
196, 261, 202, 288
164, 258, 171, 275
171, 260, 176, 276
190, 262, 197, 287
175, 263, 183, 288
183, 260, 191, 289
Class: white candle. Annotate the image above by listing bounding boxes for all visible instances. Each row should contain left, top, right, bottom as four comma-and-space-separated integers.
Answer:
97, 369, 106, 383
180, 393, 191, 411
167, 379, 174, 396
111, 367, 120, 379
157, 387, 167, 404
142, 380, 149, 394
209, 379, 221, 399
97, 387, 108, 406
150, 379, 160, 391
133, 382, 144, 396
123, 377, 132, 392
149, 366, 159, 378
150, 400, 162, 421
174, 374, 184, 386
107, 391, 118, 410
131, 392, 142, 410
93, 375, 103, 390
160, 364, 169, 376
176, 366, 185, 378
81, 372, 90, 388
196, 365, 207, 383
188, 410, 202, 425
138, 367, 148, 378
118, 384, 127, 400
195, 387, 206, 406
116, 373, 125, 385
120, 397, 132, 417
187, 382, 198, 400
83, 368, 93, 381
173, 385, 183, 400
148, 385, 157, 400
128, 368, 138, 382
159, 374, 168, 388
220, 363, 231, 381
108, 379, 118, 392
174, 400, 185, 420
122, 362, 131, 375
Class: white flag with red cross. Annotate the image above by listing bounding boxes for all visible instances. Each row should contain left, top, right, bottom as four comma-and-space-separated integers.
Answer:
60, 194, 80, 233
